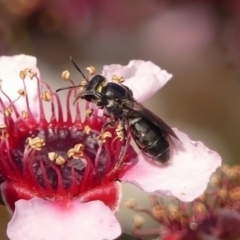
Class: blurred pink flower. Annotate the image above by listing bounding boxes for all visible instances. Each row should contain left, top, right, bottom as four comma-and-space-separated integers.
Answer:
0, 55, 221, 240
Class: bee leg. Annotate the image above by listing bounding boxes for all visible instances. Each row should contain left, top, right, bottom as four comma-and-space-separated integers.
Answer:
108, 119, 128, 176
100, 119, 118, 133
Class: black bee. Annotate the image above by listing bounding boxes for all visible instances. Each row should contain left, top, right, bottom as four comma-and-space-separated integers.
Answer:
56, 57, 179, 167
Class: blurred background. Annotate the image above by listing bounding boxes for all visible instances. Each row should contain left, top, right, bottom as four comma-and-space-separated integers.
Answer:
0, 0, 240, 239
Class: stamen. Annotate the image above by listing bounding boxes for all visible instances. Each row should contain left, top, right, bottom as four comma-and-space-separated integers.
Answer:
19, 68, 31, 80
21, 111, 29, 119
229, 187, 240, 201
210, 173, 221, 187
26, 137, 45, 151
55, 155, 66, 165
85, 108, 93, 118
29, 71, 37, 79
194, 202, 206, 213
67, 144, 84, 159
189, 222, 198, 231
133, 215, 144, 229
112, 75, 125, 83
152, 205, 167, 219
98, 131, 112, 143
41, 91, 52, 102
79, 80, 87, 91
84, 125, 91, 135
116, 124, 124, 141
125, 199, 137, 209
0, 124, 8, 139
62, 70, 70, 81
18, 89, 27, 97
0, 124, 6, 129
48, 152, 58, 161
218, 188, 228, 200
4, 107, 13, 117
86, 66, 96, 75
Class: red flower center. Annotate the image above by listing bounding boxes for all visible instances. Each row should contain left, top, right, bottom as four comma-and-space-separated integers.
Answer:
0, 68, 137, 212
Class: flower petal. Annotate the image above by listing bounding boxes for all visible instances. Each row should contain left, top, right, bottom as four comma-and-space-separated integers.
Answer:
102, 60, 172, 102
0, 54, 39, 122
7, 198, 121, 240
121, 128, 222, 202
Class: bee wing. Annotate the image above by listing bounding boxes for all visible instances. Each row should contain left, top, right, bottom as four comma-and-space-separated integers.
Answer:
123, 98, 179, 141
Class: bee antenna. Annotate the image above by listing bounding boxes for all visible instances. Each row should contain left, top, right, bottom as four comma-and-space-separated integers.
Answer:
70, 56, 87, 81
56, 85, 79, 92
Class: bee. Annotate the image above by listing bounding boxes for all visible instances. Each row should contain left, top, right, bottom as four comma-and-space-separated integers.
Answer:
56, 57, 179, 168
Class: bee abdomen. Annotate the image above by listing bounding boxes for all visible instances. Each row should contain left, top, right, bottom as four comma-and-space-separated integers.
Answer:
129, 117, 170, 163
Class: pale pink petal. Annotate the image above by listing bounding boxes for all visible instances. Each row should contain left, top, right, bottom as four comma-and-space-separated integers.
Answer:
0, 54, 39, 122
121, 128, 222, 202
7, 198, 121, 240
102, 60, 172, 102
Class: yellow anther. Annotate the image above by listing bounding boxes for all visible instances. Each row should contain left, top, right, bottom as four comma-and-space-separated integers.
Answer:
112, 75, 125, 83
229, 187, 240, 201
133, 215, 144, 229
210, 174, 221, 187
48, 152, 58, 161
86, 66, 96, 75
21, 111, 29, 119
84, 125, 91, 135
0, 79, 2, 84
152, 205, 167, 219
218, 188, 228, 200
4, 107, 13, 117
0, 124, 6, 129
168, 204, 178, 214
194, 202, 206, 213
29, 71, 37, 79
18, 89, 27, 97
189, 222, 198, 231
85, 109, 93, 118
125, 199, 137, 209
62, 70, 70, 81
80, 79, 87, 87
221, 164, 231, 175
41, 91, 52, 101
67, 144, 84, 159
0, 124, 8, 139
74, 143, 84, 152
26, 137, 45, 151
67, 148, 75, 158
116, 125, 124, 140
19, 68, 31, 80
98, 131, 112, 143
55, 155, 66, 165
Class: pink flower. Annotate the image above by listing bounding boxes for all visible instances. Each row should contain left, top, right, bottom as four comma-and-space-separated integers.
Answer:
128, 165, 240, 240
0, 55, 221, 240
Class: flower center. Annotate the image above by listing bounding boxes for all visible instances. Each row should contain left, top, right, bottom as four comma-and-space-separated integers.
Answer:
0, 68, 137, 201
